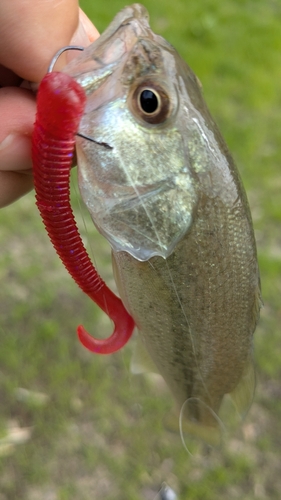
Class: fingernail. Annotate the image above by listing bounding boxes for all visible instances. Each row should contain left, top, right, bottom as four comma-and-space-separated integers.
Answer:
0, 134, 16, 151
0, 133, 32, 171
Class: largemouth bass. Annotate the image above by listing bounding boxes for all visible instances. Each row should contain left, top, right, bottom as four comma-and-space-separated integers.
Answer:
63, 4, 261, 439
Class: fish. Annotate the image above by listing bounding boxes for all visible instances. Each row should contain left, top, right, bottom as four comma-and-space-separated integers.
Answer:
63, 3, 261, 441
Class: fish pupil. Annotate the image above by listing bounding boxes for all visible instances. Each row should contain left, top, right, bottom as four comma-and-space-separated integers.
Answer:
140, 89, 158, 114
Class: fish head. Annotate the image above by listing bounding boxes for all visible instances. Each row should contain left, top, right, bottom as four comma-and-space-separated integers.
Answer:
63, 4, 199, 261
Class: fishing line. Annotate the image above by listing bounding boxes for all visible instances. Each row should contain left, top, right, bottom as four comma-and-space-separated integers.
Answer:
125, 153, 216, 429
179, 397, 225, 458
163, 258, 211, 406
118, 153, 167, 257
70, 174, 121, 339
70, 170, 100, 274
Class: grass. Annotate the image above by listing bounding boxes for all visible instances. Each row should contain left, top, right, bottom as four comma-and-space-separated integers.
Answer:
1, 0, 281, 498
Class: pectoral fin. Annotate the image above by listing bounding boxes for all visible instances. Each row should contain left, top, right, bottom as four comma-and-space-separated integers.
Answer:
130, 334, 158, 374
229, 359, 256, 419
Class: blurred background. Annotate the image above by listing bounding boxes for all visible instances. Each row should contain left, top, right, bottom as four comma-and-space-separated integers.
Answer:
1, 0, 281, 498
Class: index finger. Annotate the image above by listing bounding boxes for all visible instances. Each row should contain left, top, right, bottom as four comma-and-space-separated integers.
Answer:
0, 0, 98, 82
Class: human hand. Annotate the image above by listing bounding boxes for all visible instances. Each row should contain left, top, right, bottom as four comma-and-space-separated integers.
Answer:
0, 0, 99, 208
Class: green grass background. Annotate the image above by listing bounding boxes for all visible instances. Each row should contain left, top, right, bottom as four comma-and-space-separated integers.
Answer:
1, 0, 281, 498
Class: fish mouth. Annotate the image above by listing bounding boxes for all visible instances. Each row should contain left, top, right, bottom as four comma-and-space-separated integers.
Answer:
62, 5, 150, 87
62, 4, 168, 101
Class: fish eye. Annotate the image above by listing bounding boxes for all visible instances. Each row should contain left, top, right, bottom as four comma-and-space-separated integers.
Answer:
139, 88, 159, 114
130, 82, 171, 124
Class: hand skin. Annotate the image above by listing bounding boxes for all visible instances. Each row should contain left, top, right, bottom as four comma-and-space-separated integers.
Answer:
0, 0, 99, 208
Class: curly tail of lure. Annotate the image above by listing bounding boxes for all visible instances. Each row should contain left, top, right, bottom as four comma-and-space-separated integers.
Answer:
32, 72, 135, 354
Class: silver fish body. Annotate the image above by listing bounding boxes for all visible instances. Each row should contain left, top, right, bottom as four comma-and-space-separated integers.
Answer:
64, 4, 261, 430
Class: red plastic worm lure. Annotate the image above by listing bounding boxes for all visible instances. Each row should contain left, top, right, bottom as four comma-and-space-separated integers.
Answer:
32, 72, 135, 354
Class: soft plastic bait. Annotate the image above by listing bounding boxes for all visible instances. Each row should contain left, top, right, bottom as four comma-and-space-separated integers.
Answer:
32, 72, 134, 354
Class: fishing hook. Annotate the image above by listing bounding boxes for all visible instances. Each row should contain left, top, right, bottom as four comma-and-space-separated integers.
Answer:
32, 50, 135, 354
48, 45, 85, 73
